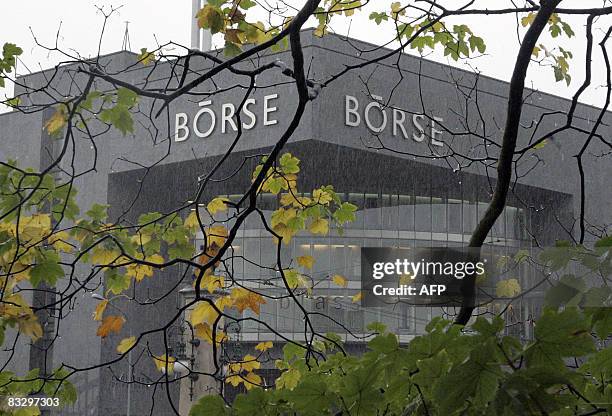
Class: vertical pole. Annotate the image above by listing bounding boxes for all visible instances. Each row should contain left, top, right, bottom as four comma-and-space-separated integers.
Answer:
191, 0, 202, 50
191, 0, 213, 51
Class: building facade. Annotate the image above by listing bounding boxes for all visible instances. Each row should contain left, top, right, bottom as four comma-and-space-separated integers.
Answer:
0, 30, 610, 415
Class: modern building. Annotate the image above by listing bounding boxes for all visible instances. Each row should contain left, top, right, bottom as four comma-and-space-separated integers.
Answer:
0, 26, 611, 415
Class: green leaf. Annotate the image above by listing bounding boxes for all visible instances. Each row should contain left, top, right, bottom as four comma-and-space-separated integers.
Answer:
190, 394, 227, 416
31, 251, 64, 287
116, 88, 138, 107
525, 308, 595, 368
86, 204, 108, 222
368, 333, 398, 354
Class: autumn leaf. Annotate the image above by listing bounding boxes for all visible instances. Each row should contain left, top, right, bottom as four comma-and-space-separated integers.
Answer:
207, 197, 229, 214
197, 274, 224, 294
184, 211, 200, 230
125, 263, 154, 282
308, 218, 329, 235
206, 225, 228, 248
255, 341, 273, 352
332, 274, 348, 288
91, 247, 120, 267
93, 299, 108, 321
194, 323, 226, 344
352, 291, 363, 303
243, 371, 262, 390
496, 278, 521, 298
138, 48, 156, 65
190, 301, 219, 326
229, 354, 261, 374
19, 316, 43, 341
231, 287, 266, 314
44, 105, 68, 136
146, 254, 164, 265
96, 315, 125, 338
297, 255, 315, 270
116, 336, 136, 354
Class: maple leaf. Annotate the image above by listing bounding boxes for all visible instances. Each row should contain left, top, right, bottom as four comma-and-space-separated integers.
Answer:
190, 301, 219, 326
138, 48, 156, 65
297, 255, 315, 270
44, 105, 68, 136
207, 197, 229, 214
93, 299, 108, 321
255, 341, 273, 352
308, 218, 329, 235
206, 225, 228, 248
116, 336, 136, 354
243, 371, 262, 390
194, 323, 226, 344
184, 211, 200, 230
96, 315, 125, 338
230, 287, 266, 314
19, 316, 43, 341
332, 274, 348, 287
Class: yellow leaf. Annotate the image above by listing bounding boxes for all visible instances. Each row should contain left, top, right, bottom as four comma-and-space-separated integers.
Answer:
93, 299, 108, 321
243, 371, 262, 390
206, 225, 228, 248
49, 230, 73, 253
230, 287, 266, 315
313, 189, 333, 205
153, 354, 175, 374
352, 291, 363, 303
496, 278, 521, 298
126, 263, 154, 282
297, 255, 315, 270
332, 274, 348, 288
147, 254, 164, 265
194, 323, 226, 344
184, 211, 200, 230
96, 315, 125, 338
215, 295, 233, 312
138, 48, 156, 65
225, 374, 243, 387
44, 106, 68, 136
190, 301, 219, 326
207, 197, 229, 214
308, 218, 329, 235
197, 274, 224, 294
117, 336, 136, 354
19, 316, 43, 341
91, 247, 120, 267
229, 354, 261, 373
255, 341, 273, 352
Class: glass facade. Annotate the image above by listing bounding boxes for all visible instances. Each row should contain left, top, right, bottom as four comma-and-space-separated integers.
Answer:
194, 190, 535, 342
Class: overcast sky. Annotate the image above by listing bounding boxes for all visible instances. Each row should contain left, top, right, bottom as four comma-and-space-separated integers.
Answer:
1, 1, 611, 111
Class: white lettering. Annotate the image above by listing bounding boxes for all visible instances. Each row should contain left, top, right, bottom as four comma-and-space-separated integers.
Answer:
431, 116, 444, 147
242, 98, 256, 130
364, 95, 387, 133
174, 113, 189, 142
221, 103, 237, 133
193, 100, 216, 138
345, 95, 360, 127
263, 94, 278, 126
412, 114, 425, 142
393, 108, 409, 139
